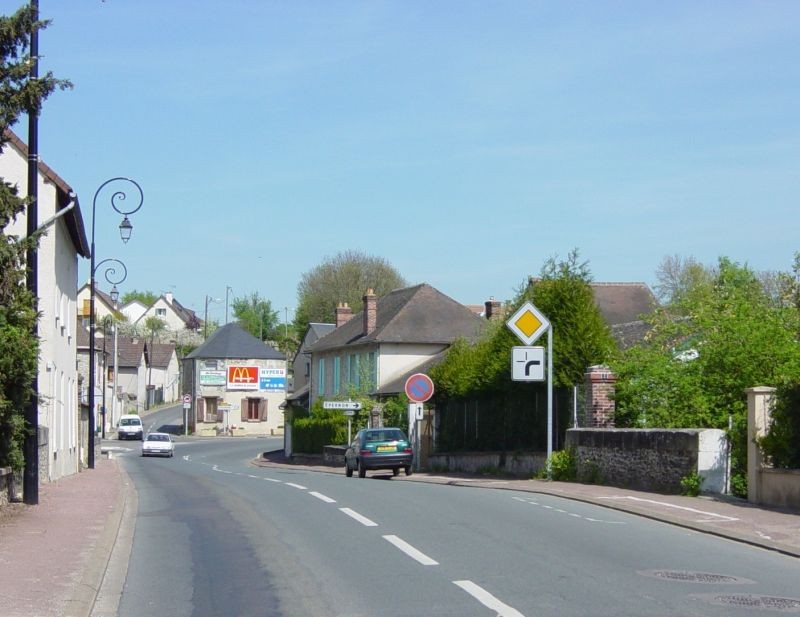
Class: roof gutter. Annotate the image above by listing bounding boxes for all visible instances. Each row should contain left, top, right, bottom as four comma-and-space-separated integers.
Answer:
20, 193, 77, 238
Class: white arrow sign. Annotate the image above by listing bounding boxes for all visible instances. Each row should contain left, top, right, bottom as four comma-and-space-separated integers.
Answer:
322, 400, 362, 411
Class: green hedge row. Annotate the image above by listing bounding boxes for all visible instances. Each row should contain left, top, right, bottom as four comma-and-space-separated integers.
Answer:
292, 416, 348, 454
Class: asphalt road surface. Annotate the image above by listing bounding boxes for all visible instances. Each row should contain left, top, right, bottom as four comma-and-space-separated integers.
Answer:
105, 408, 800, 617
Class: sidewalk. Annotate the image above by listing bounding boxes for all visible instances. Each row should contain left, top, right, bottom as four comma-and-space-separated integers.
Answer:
0, 457, 131, 617
255, 450, 800, 559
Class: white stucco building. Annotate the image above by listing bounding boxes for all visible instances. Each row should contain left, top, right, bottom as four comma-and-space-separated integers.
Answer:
1, 130, 90, 480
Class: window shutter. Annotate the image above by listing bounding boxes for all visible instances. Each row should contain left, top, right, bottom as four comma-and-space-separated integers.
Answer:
81, 299, 91, 317
241, 398, 248, 422
197, 398, 205, 423
259, 399, 268, 422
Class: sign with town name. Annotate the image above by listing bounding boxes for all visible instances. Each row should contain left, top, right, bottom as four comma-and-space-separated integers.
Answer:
227, 365, 259, 390
322, 400, 362, 411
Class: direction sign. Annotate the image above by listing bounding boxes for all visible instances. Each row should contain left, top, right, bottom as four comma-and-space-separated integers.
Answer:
512, 346, 545, 381
405, 373, 434, 403
322, 400, 362, 411
506, 301, 550, 345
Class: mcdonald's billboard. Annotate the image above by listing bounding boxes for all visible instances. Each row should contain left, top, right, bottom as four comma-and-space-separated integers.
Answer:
227, 365, 259, 390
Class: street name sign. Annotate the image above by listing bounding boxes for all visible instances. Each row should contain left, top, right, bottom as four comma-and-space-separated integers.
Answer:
512, 346, 545, 381
506, 301, 550, 345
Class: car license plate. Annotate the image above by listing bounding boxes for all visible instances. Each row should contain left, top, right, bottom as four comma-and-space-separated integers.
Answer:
376, 445, 395, 452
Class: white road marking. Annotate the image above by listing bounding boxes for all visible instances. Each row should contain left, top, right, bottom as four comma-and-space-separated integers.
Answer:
285, 482, 307, 490
382, 535, 439, 566
598, 496, 739, 522
263, 478, 281, 483
182, 455, 190, 461
309, 491, 336, 503
339, 508, 378, 527
453, 580, 525, 617
542, 505, 553, 509
247, 475, 259, 479
756, 530, 773, 540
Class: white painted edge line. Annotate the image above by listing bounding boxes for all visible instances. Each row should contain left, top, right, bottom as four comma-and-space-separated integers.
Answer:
285, 482, 307, 490
339, 508, 378, 527
382, 535, 439, 566
598, 496, 739, 522
309, 491, 336, 504
453, 580, 525, 617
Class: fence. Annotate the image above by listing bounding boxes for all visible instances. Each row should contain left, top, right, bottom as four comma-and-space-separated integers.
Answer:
434, 384, 583, 453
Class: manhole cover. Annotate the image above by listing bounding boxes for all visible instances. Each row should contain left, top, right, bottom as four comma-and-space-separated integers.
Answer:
638, 570, 753, 584
697, 594, 800, 613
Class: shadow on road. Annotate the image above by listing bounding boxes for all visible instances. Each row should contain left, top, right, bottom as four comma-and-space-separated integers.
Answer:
155, 423, 183, 436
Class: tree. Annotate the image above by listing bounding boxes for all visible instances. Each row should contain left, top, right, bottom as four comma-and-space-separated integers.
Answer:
121, 289, 158, 307
294, 250, 406, 334
653, 254, 714, 305
0, 5, 70, 470
613, 256, 800, 495
231, 292, 279, 342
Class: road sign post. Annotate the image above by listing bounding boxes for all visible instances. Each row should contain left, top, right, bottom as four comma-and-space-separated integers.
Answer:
182, 394, 191, 436
507, 302, 553, 478
404, 374, 434, 472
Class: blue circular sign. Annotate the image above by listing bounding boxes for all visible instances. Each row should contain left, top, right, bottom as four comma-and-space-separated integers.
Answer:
405, 373, 434, 403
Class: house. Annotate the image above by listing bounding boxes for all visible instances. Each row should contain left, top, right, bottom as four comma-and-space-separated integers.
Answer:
120, 297, 147, 324
77, 283, 122, 327
145, 342, 180, 406
135, 291, 199, 332
75, 321, 112, 434
284, 322, 335, 410
0, 129, 90, 479
590, 282, 657, 349
112, 336, 148, 416
183, 322, 287, 436
309, 284, 487, 403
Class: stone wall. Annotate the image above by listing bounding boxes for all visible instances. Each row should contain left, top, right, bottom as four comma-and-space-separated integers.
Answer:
566, 428, 728, 494
427, 451, 547, 477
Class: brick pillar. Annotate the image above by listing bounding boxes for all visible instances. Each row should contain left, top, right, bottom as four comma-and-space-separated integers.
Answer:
584, 365, 617, 427
335, 302, 353, 328
363, 289, 377, 335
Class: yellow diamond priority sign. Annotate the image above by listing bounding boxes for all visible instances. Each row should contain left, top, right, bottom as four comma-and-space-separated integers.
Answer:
507, 301, 550, 345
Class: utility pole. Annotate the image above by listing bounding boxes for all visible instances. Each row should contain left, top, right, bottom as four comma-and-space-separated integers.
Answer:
23, 0, 40, 505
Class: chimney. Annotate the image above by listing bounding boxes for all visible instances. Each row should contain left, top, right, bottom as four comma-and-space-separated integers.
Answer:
363, 288, 377, 335
484, 296, 502, 320
335, 302, 353, 328
165, 292, 174, 305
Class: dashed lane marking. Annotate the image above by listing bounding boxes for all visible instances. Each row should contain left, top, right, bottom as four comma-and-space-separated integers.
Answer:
382, 535, 439, 566
285, 482, 307, 490
453, 580, 525, 617
309, 491, 336, 504
339, 508, 378, 527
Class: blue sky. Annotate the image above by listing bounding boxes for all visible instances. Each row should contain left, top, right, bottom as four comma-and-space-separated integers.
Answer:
7, 1, 800, 324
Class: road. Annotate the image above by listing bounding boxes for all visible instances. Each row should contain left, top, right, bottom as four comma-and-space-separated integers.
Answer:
100, 405, 800, 617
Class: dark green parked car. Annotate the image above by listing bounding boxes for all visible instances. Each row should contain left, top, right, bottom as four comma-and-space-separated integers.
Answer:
345, 428, 413, 478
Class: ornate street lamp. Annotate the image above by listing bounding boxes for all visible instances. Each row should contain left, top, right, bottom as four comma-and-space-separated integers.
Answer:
88, 178, 143, 469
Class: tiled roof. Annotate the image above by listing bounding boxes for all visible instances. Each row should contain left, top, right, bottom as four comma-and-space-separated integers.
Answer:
591, 282, 657, 326
311, 283, 486, 353
185, 322, 284, 360
147, 342, 176, 369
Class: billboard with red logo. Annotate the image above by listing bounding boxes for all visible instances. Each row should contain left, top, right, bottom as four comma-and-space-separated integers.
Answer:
227, 365, 259, 390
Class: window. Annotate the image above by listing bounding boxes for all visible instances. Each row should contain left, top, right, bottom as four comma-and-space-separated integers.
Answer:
318, 358, 326, 395
332, 357, 341, 395
349, 354, 360, 390
155, 308, 167, 317
366, 352, 376, 390
247, 398, 260, 421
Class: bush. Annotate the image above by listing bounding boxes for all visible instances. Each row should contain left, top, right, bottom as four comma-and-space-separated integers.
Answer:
680, 472, 704, 496
759, 383, 800, 469
539, 448, 577, 481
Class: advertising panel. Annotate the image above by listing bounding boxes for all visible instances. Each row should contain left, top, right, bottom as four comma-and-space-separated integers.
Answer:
227, 365, 260, 390
260, 367, 287, 391
199, 369, 226, 386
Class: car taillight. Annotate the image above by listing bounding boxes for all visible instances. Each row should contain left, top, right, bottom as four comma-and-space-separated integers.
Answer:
360, 449, 371, 456
403, 448, 413, 453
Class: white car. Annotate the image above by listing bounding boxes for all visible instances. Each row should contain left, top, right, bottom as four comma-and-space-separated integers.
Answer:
141, 432, 175, 458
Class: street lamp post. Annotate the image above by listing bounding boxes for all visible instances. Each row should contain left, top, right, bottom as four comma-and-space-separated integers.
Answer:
204, 295, 221, 339
88, 178, 143, 469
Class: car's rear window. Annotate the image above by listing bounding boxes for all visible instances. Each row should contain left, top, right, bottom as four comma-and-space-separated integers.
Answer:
147, 434, 168, 442
365, 429, 405, 442
120, 418, 141, 426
